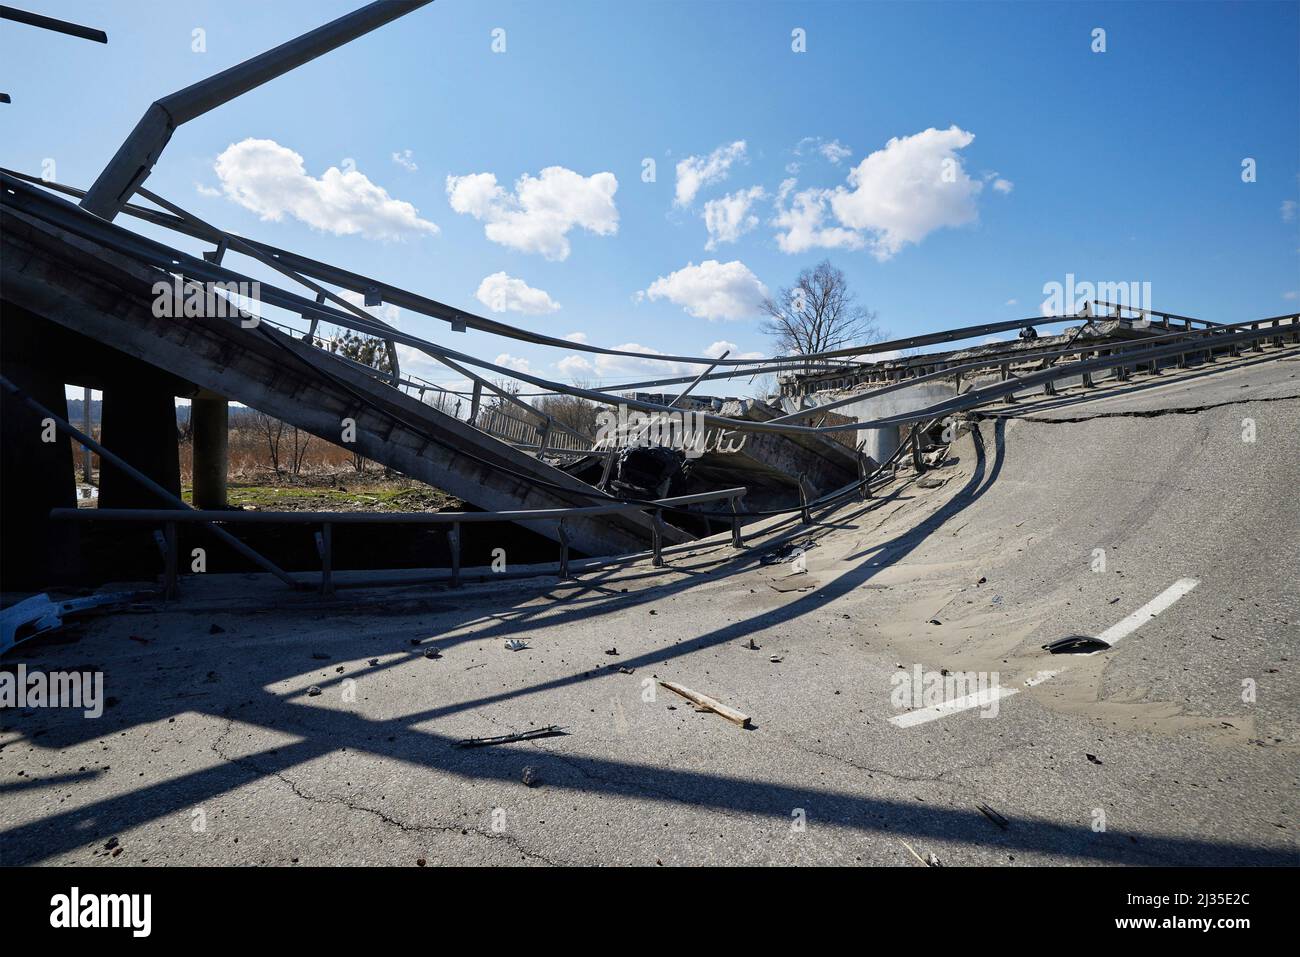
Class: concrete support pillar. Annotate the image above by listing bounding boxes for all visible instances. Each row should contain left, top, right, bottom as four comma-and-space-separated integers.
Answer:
0, 305, 80, 585
191, 392, 229, 510
98, 378, 181, 509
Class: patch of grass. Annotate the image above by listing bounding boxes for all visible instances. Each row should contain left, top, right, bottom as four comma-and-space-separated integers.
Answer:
180, 479, 461, 512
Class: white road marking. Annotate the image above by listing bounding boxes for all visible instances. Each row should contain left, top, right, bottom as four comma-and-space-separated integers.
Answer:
888, 578, 1200, 727
888, 685, 1019, 728
1090, 577, 1199, 651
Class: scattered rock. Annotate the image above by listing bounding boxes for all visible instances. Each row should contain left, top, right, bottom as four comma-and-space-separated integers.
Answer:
416, 858, 426, 867
521, 766, 540, 787
423, 647, 441, 659
1086, 753, 1103, 765
769, 655, 783, 663
368, 658, 379, 666
604, 647, 618, 655
307, 686, 322, 697
504, 639, 529, 651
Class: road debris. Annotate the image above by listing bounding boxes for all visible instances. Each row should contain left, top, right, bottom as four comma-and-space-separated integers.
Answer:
1, 590, 150, 655
769, 655, 783, 663
768, 577, 816, 593
976, 802, 1009, 829
900, 839, 943, 867
743, 637, 759, 650
659, 680, 751, 728
423, 647, 442, 659
504, 639, 529, 651
1086, 753, 1104, 765
521, 766, 540, 787
307, 686, 322, 697
454, 726, 567, 748
759, 539, 817, 566
1043, 634, 1109, 654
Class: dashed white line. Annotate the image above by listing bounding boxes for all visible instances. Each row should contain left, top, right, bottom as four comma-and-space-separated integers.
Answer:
888, 685, 1019, 728
1090, 577, 1199, 650
888, 578, 1201, 727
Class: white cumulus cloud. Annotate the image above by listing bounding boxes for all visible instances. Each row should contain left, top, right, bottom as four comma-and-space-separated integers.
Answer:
703, 186, 766, 250
446, 166, 618, 261
771, 181, 865, 254
211, 138, 438, 241
391, 149, 418, 172
819, 139, 852, 164
829, 125, 983, 260
642, 260, 768, 321
494, 353, 533, 375
674, 140, 747, 208
474, 272, 561, 315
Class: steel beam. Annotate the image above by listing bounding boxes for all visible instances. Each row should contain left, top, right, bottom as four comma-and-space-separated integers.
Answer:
80, 1, 432, 219
0, 5, 107, 43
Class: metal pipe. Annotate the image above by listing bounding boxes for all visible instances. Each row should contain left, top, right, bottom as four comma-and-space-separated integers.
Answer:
49, 487, 750, 526
0, 5, 107, 43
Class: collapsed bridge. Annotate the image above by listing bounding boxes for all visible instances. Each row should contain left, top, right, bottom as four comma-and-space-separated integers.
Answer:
2, 0, 1296, 596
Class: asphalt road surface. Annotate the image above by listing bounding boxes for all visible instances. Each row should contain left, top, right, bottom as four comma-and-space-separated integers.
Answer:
2, 349, 1296, 866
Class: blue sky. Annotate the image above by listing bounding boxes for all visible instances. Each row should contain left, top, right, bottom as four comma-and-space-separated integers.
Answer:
3, 0, 1297, 398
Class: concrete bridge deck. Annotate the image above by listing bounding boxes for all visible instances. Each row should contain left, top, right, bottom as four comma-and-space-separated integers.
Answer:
1, 351, 1294, 865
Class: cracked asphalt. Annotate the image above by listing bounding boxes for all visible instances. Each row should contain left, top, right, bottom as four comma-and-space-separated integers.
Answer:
1, 350, 1297, 866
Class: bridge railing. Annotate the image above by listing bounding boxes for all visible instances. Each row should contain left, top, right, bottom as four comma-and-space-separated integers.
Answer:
51, 487, 747, 597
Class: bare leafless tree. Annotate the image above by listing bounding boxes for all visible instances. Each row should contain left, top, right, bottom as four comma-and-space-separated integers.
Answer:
533, 385, 601, 439
286, 426, 313, 478
760, 260, 884, 368
248, 410, 285, 475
